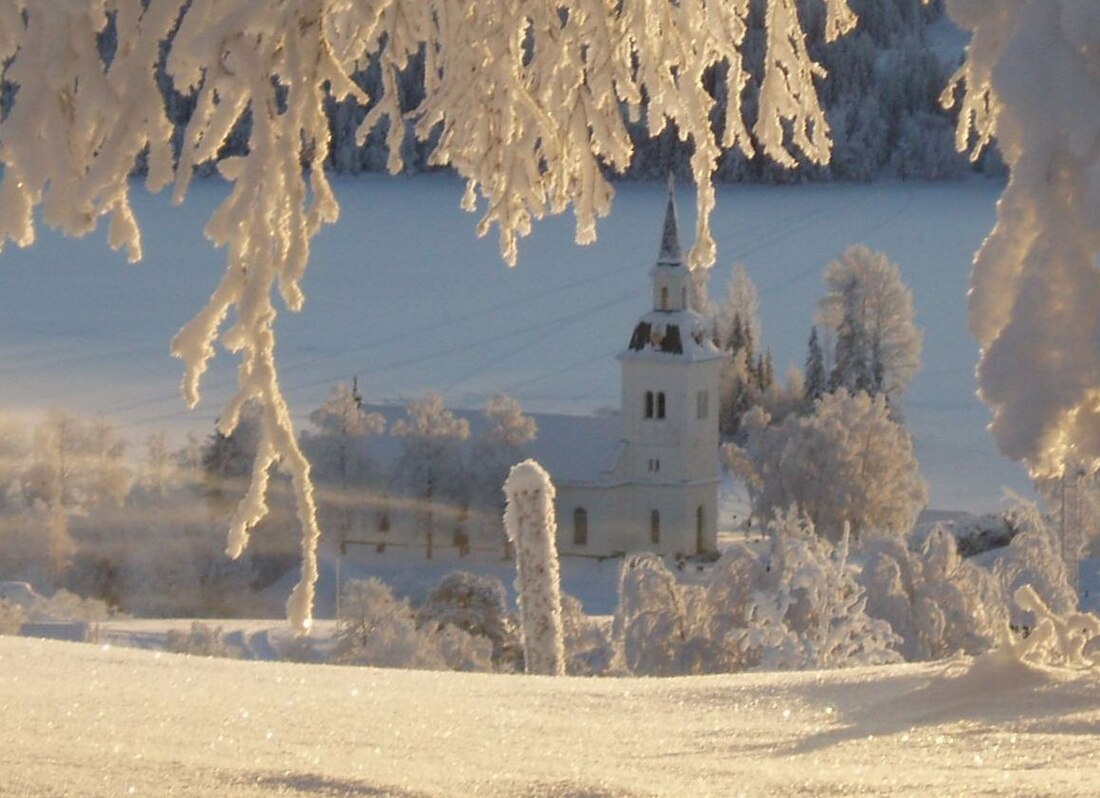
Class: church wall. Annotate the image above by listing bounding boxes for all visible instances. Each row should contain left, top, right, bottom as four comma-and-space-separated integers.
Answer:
554, 482, 634, 558
553, 480, 718, 558
618, 356, 721, 485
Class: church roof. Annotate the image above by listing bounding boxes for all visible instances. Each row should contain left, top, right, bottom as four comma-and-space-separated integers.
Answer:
622, 309, 723, 363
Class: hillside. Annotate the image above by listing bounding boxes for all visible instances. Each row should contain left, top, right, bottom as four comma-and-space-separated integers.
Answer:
2, 635, 1098, 796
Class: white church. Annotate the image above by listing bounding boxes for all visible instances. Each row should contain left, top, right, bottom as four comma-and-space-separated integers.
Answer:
538, 187, 724, 559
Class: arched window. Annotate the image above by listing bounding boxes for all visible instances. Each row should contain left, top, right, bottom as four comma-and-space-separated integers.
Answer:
696, 505, 705, 553
644, 391, 654, 419
657, 392, 666, 419
650, 509, 660, 545
573, 507, 588, 546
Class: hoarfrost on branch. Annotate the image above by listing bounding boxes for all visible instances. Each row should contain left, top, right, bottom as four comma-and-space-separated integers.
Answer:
0, 0, 853, 629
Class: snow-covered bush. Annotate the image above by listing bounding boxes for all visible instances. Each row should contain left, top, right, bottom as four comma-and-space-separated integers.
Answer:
739, 511, 901, 670
333, 578, 446, 670
995, 500, 1078, 630
614, 512, 899, 675
503, 460, 565, 676
26, 589, 113, 623
0, 599, 25, 635
561, 593, 616, 677
416, 571, 520, 669
613, 553, 717, 677
730, 389, 927, 541
431, 623, 494, 673
165, 622, 243, 659
859, 527, 1007, 661
1005, 586, 1100, 669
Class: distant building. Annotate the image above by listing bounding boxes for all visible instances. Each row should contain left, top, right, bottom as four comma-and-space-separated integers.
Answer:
541, 185, 723, 558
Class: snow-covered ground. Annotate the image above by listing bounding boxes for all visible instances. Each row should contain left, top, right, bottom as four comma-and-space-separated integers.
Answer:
2, 635, 1098, 797
0, 175, 1029, 514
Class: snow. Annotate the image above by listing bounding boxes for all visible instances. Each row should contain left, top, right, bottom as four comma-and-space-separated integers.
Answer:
2, 634, 1099, 796
0, 175, 1028, 514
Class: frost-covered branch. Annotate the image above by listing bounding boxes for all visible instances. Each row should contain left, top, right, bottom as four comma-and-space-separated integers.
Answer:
944, 0, 1100, 477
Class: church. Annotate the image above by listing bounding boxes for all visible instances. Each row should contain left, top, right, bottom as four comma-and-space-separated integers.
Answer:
540, 186, 724, 559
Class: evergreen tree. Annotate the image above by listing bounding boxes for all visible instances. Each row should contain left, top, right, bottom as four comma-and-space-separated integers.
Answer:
804, 327, 827, 406
828, 296, 875, 395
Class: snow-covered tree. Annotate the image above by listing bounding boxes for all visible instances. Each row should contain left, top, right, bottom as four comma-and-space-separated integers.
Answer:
942, 0, 1100, 479
732, 389, 927, 541
333, 577, 450, 670
0, 0, 858, 629
24, 412, 134, 584
503, 459, 565, 676
390, 392, 470, 559
416, 571, 519, 669
139, 430, 175, 499
469, 394, 537, 545
816, 245, 922, 408
302, 381, 386, 552
717, 264, 762, 350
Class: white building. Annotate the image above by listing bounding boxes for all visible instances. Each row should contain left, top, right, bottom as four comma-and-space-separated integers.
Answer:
545, 186, 724, 558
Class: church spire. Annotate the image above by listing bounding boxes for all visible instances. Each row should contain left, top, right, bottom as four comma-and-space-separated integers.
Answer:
658, 173, 682, 266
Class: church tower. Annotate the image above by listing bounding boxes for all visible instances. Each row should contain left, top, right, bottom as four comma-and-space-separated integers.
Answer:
615, 181, 723, 555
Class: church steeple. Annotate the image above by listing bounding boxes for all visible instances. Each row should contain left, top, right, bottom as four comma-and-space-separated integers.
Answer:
651, 175, 688, 312
658, 174, 683, 266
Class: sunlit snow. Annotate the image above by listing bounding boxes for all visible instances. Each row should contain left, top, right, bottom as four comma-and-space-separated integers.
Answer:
2, 635, 1097, 796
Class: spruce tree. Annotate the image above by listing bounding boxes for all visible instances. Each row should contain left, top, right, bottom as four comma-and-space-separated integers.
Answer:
805, 327, 827, 406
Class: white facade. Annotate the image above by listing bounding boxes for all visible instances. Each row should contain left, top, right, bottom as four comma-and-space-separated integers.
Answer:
553, 187, 724, 558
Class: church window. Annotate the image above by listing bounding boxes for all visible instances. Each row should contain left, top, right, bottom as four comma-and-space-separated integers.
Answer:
696, 389, 709, 419
696, 505, 705, 553
657, 392, 666, 419
644, 391, 654, 418
573, 507, 588, 546
650, 510, 661, 545
660, 286, 669, 310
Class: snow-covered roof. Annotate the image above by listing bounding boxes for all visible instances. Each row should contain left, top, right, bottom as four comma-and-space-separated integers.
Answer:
347, 405, 624, 486
523, 412, 623, 485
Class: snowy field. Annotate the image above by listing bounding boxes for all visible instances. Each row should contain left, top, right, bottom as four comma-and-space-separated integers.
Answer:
0, 174, 1028, 512
2, 635, 1098, 797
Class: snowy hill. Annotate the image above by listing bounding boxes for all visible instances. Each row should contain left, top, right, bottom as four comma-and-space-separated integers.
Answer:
2, 635, 1098, 796
0, 175, 1029, 512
